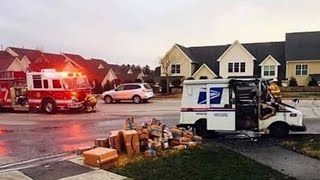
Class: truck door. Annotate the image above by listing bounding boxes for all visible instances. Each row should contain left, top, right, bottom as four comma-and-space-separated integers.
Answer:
207, 85, 236, 131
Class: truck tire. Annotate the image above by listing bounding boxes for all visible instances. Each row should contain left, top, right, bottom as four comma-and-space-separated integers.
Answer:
193, 120, 208, 138
269, 122, 289, 137
104, 95, 113, 104
42, 99, 57, 114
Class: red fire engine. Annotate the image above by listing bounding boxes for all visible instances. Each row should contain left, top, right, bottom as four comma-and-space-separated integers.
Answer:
0, 69, 93, 113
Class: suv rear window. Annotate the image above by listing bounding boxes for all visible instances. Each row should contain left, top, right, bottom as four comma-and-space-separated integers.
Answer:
143, 84, 152, 89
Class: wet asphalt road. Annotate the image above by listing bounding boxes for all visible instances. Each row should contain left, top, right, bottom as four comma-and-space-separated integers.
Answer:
0, 99, 180, 166
0, 99, 320, 168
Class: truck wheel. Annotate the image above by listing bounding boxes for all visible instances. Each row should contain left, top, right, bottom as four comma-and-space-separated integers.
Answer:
269, 122, 289, 137
42, 99, 57, 114
194, 120, 208, 138
104, 96, 113, 104
132, 95, 141, 104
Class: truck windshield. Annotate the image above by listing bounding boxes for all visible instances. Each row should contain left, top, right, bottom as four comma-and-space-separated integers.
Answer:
63, 77, 90, 89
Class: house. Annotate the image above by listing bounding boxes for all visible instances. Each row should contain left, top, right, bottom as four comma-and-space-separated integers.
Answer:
285, 31, 320, 86
5, 47, 43, 70
0, 51, 25, 72
161, 31, 320, 86
161, 41, 285, 83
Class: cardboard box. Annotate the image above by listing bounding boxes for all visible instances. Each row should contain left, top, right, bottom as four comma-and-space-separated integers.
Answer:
171, 128, 183, 139
109, 130, 124, 153
154, 143, 162, 152
171, 138, 181, 146
77, 146, 93, 155
123, 130, 140, 155
180, 137, 192, 143
150, 125, 162, 137
137, 128, 149, 140
83, 147, 118, 168
173, 145, 186, 150
145, 150, 156, 158
94, 138, 109, 148
183, 141, 197, 148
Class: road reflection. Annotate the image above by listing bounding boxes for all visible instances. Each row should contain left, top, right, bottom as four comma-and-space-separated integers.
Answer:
0, 141, 8, 156
61, 123, 90, 152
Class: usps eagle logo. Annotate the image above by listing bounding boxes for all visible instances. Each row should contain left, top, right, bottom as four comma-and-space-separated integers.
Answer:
198, 87, 223, 104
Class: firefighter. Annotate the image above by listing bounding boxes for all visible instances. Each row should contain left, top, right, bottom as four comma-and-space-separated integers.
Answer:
268, 78, 281, 103
85, 93, 97, 112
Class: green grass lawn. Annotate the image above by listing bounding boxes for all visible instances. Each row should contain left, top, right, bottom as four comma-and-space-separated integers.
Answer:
281, 135, 320, 159
110, 144, 294, 180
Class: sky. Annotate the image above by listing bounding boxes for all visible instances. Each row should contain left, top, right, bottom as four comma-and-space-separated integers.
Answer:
1, 0, 320, 69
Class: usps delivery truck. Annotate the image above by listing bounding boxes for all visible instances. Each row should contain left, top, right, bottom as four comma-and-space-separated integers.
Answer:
178, 78, 306, 137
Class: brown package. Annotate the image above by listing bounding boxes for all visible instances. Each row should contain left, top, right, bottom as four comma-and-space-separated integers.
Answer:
145, 150, 156, 158
180, 137, 192, 143
170, 138, 181, 146
149, 125, 162, 137
94, 138, 110, 148
109, 130, 124, 153
83, 147, 118, 168
182, 141, 197, 148
123, 130, 140, 155
137, 128, 149, 140
173, 145, 186, 150
77, 146, 93, 155
193, 135, 203, 144
154, 143, 162, 152
171, 128, 183, 139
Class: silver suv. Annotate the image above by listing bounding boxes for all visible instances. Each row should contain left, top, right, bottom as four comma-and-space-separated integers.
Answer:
101, 83, 154, 104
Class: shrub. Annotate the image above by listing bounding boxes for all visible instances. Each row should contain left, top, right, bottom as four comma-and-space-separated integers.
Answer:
199, 76, 208, 79
103, 81, 113, 91
289, 77, 298, 87
186, 77, 195, 80
134, 79, 143, 83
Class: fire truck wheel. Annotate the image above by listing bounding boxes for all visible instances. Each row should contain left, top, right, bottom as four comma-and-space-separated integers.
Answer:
269, 122, 289, 137
132, 95, 141, 104
104, 96, 113, 104
42, 99, 57, 114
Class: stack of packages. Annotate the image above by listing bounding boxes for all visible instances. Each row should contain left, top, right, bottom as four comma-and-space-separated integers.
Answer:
79, 117, 202, 167
138, 118, 202, 157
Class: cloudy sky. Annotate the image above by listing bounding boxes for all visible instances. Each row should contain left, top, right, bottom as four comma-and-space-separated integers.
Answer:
1, 0, 320, 68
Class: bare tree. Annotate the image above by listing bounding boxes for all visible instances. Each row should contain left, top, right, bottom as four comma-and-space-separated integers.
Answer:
158, 54, 179, 95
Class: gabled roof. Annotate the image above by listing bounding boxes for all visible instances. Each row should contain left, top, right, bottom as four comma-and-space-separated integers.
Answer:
286, 31, 320, 61
192, 63, 217, 78
0, 52, 19, 70
63, 53, 87, 68
0, 51, 12, 56
217, 40, 256, 61
7, 47, 42, 62
29, 53, 67, 71
259, 55, 281, 66
175, 41, 285, 79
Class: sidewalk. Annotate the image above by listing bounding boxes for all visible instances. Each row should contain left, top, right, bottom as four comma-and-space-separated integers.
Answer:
223, 143, 320, 180
0, 157, 130, 180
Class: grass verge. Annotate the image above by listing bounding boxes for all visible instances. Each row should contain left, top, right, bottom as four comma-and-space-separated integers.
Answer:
281, 134, 320, 159
110, 144, 294, 180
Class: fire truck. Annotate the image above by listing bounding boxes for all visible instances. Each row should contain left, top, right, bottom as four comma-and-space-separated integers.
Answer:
0, 69, 93, 113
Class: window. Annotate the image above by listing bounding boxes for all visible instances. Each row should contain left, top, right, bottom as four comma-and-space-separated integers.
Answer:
296, 64, 308, 75
124, 85, 140, 90
240, 62, 246, 72
228, 62, 245, 73
263, 65, 276, 76
143, 84, 152, 89
33, 75, 42, 88
52, 79, 62, 89
43, 80, 48, 89
115, 85, 125, 91
171, 64, 180, 74
234, 62, 239, 72
228, 63, 233, 72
